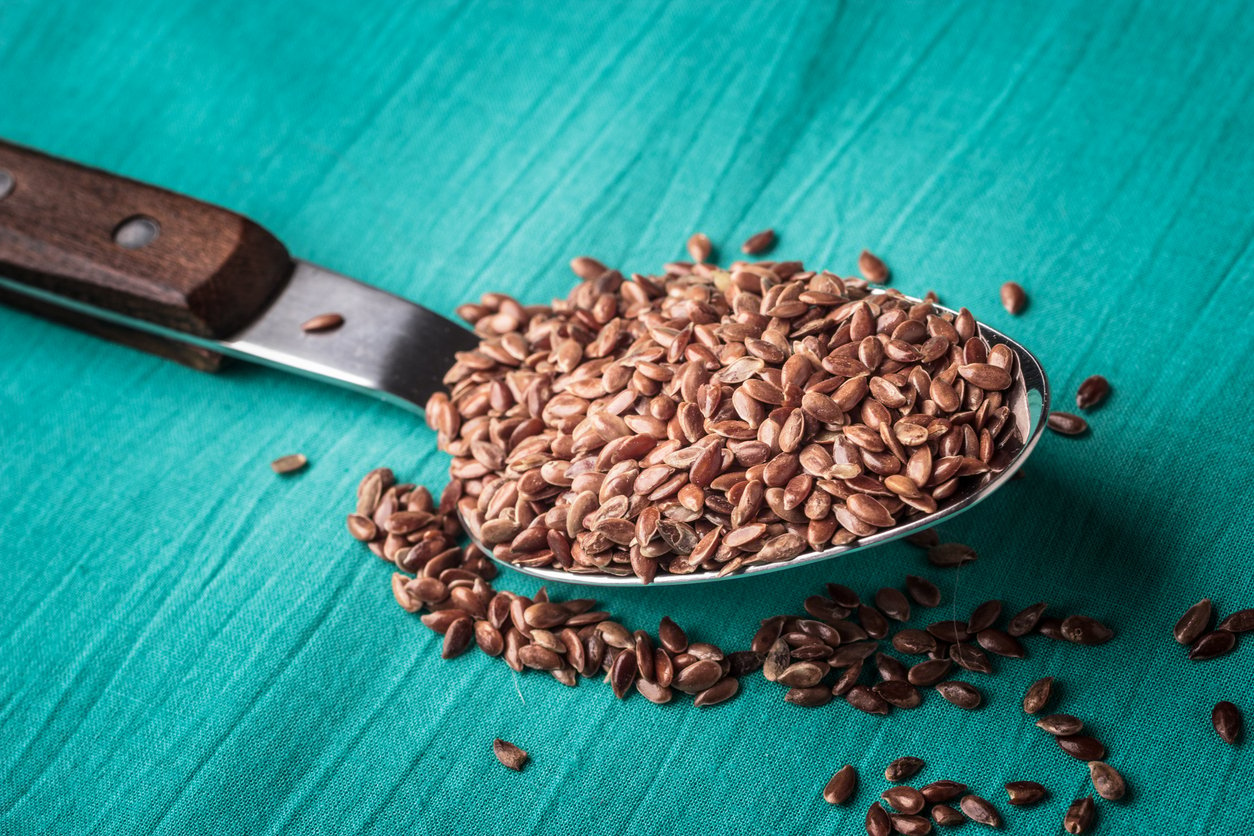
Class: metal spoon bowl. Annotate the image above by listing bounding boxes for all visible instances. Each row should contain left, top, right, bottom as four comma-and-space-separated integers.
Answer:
465, 302, 1050, 587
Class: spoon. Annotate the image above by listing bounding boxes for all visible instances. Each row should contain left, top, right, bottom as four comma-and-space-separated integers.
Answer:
0, 140, 1049, 587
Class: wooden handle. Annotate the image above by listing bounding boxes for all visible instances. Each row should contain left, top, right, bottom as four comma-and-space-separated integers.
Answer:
0, 139, 292, 369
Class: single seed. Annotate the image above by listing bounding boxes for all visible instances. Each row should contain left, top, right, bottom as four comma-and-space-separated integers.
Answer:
1022, 676, 1055, 714
846, 685, 890, 715
884, 756, 925, 782
959, 794, 1001, 827
492, 738, 528, 771
1213, 701, 1242, 744
658, 616, 688, 654
1007, 602, 1047, 636
890, 814, 931, 835
920, 781, 967, 804
686, 232, 713, 263
1217, 609, 1254, 633
1057, 735, 1106, 761
866, 802, 891, 836
1189, 630, 1237, 660
859, 250, 889, 283
270, 453, 308, 474
875, 588, 911, 622
1088, 761, 1127, 800
693, 676, 739, 707
931, 805, 963, 826
1005, 781, 1048, 806
999, 281, 1026, 314
881, 786, 925, 815
936, 681, 981, 710
967, 600, 1002, 633
908, 659, 952, 687
1060, 615, 1114, 645
904, 529, 939, 549
893, 629, 938, 656
1047, 411, 1089, 436
1063, 796, 1095, 834
905, 575, 941, 608
300, 312, 344, 332
741, 228, 775, 255
1075, 375, 1110, 410
927, 542, 977, 567
977, 628, 1025, 658
569, 255, 608, 279
1036, 714, 1084, 736
874, 680, 922, 710
949, 643, 993, 674
441, 617, 473, 658
824, 764, 858, 804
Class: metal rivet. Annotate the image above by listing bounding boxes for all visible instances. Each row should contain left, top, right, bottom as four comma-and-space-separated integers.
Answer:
0, 169, 14, 201
114, 215, 161, 249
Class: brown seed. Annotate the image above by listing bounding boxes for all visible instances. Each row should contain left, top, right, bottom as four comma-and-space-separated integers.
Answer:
827, 583, 862, 609
1189, 629, 1237, 661
931, 805, 963, 826
524, 602, 569, 629
927, 621, 972, 644
1213, 701, 1242, 744
1047, 411, 1088, 436
1060, 615, 1114, 645
1217, 608, 1254, 633
884, 756, 925, 782
694, 676, 739, 707
492, 738, 528, 771
346, 513, 378, 542
905, 575, 941, 608
976, 628, 1025, 659
1006, 602, 1047, 637
874, 680, 922, 709
959, 794, 1001, 827
936, 681, 981, 710
518, 644, 563, 671
474, 621, 504, 656
270, 453, 308, 474
635, 679, 672, 704
1088, 761, 1126, 800
686, 232, 713, 263
921, 781, 967, 804
763, 638, 792, 682
785, 686, 833, 707
1022, 676, 1055, 714
1036, 714, 1084, 736
1057, 735, 1106, 761
779, 661, 826, 688
875, 588, 912, 622
890, 814, 931, 835
859, 605, 890, 640
846, 685, 890, 715
1063, 796, 1095, 834
904, 529, 940, 549
948, 643, 993, 674
967, 600, 1002, 633
957, 363, 1012, 391
569, 255, 608, 279
876, 652, 909, 683
658, 616, 688, 654
866, 802, 892, 836
727, 650, 765, 677
300, 312, 344, 333
674, 659, 724, 694
893, 629, 938, 656
1075, 375, 1110, 410
442, 617, 473, 659
1005, 781, 1048, 806
859, 249, 889, 283
927, 542, 977, 568
908, 659, 952, 687
610, 649, 637, 698
999, 281, 1027, 314
824, 764, 858, 804
881, 786, 926, 815
741, 228, 775, 255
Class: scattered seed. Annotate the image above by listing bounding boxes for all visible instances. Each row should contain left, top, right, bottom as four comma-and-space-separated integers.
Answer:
824, 764, 858, 804
694, 676, 739, 707
1189, 630, 1237, 661
875, 587, 912, 622
959, 794, 1001, 827
441, 617, 473, 658
1088, 761, 1127, 800
569, 255, 608, 279
967, 600, 1003, 633
927, 542, 977, 568
885, 756, 926, 782
1075, 375, 1110, 410
1047, 412, 1089, 436
1213, 701, 1242, 744
1036, 714, 1084, 736
866, 802, 892, 836
1057, 735, 1106, 761
874, 680, 922, 709
1022, 677, 1055, 714
882, 786, 926, 815
905, 575, 941, 608
904, 530, 940, 549
908, 659, 952, 687
931, 805, 963, 826
999, 281, 1026, 314
1173, 599, 1214, 645
977, 628, 1025, 659
1006, 602, 1047, 637
859, 250, 890, 283
921, 781, 967, 804
270, 453, 308, 474
1005, 781, 1048, 806
1060, 615, 1114, 645
741, 228, 776, 254
846, 685, 890, 715
686, 232, 713, 263
300, 312, 344, 333
1217, 609, 1254, 633
890, 814, 931, 835
1063, 796, 1095, 834
492, 738, 529, 771
936, 681, 981, 710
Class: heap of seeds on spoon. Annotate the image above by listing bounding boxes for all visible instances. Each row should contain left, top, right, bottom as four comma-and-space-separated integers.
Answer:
422, 231, 1022, 582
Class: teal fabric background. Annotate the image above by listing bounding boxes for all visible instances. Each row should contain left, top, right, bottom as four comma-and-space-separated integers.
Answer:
2, 1, 1252, 833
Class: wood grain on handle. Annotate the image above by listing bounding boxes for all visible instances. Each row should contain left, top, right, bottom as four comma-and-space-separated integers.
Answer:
0, 139, 292, 369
